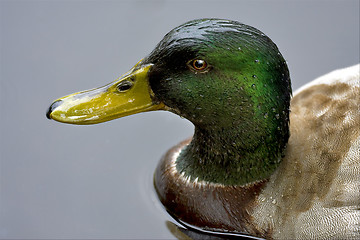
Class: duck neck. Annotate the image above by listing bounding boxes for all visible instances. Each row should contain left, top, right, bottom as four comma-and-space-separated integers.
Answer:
175, 123, 283, 186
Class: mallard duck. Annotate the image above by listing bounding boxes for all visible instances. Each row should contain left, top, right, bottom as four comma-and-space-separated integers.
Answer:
46, 19, 360, 239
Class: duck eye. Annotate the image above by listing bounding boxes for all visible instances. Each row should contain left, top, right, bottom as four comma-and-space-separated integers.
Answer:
189, 59, 208, 72
117, 80, 133, 92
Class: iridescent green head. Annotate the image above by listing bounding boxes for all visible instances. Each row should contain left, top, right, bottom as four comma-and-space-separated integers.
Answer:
143, 19, 291, 184
47, 19, 291, 185
145, 18, 290, 132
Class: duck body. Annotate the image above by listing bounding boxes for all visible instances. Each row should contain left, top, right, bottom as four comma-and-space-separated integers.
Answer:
46, 19, 360, 239
155, 64, 360, 239
254, 65, 360, 239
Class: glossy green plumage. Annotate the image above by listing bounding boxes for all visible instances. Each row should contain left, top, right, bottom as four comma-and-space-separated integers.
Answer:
143, 19, 291, 185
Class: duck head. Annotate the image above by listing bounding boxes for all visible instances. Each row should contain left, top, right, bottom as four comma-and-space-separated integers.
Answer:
47, 19, 291, 186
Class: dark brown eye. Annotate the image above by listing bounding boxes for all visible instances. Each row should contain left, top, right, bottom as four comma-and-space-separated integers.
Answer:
191, 59, 208, 71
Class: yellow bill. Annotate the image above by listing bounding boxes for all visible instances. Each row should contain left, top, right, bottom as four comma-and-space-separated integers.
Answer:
46, 63, 166, 125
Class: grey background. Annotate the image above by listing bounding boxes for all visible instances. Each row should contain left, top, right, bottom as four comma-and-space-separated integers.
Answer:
1, 0, 359, 239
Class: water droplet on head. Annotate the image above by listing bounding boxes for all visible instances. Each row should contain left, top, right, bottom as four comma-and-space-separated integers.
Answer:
255, 59, 259, 63
251, 84, 256, 89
